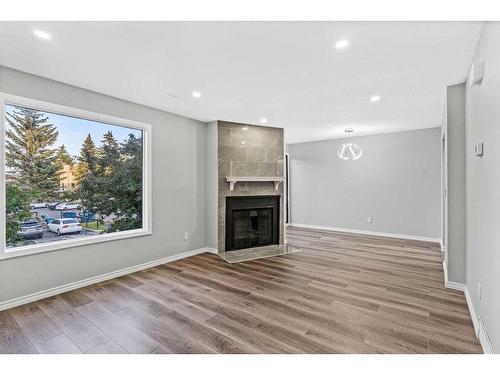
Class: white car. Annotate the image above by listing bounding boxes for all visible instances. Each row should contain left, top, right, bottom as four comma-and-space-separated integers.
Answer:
47, 218, 82, 235
55, 202, 81, 210
29, 202, 47, 209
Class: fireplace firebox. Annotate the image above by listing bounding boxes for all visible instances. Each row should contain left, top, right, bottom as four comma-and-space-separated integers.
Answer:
225, 195, 280, 251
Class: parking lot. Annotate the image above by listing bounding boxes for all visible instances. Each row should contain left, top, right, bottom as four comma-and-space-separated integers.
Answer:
27, 207, 102, 245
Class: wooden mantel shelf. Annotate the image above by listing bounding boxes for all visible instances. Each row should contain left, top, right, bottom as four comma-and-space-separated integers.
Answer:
226, 176, 284, 192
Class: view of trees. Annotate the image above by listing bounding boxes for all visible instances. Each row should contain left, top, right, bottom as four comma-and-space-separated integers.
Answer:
4, 105, 144, 246
5, 185, 32, 245
76, 131, 143, 232
6, 106, 61, 199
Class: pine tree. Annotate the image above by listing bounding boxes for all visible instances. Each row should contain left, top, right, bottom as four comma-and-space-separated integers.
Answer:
5, 185, 32, 245
100, 131, 120, 175
75, 134, 103, 216
5, 106, 60, 198
55, 145, 74, 167
108, 133, 143, 232
54, 145, 75, 193
85, 131, 121, 215
75, 134, 99, 182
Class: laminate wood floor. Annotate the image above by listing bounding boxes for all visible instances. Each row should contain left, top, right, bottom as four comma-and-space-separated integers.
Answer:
0, 226, 482, 354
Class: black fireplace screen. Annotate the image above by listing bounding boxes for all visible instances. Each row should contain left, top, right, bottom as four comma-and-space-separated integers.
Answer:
226, 196, 280, 251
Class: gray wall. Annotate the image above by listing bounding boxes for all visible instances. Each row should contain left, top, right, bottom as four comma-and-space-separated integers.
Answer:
288, 128, 441, 239
0, 66, 207, 304
205, 121, 218, 249
465, 22, 500, 352
446, 83, 466, 283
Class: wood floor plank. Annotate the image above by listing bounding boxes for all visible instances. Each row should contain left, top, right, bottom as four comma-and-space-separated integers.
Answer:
75, 302, 166, 354
114, 305, 214, 353
204, 314, 302, 353
34, 333, 82, 354
87, 339, 127, 354
158, 309, 253, 353
0, 310, 38, 353
10, 303, 63, 345
0, 226, 482, 354
36, 296, 110, 353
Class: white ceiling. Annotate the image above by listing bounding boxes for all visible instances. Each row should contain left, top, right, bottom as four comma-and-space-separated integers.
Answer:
0, 22, 483, 143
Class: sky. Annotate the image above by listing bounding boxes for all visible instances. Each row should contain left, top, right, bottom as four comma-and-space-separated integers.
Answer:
5, 104, 143, 157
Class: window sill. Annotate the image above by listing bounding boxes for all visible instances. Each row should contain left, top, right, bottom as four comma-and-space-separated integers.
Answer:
0, 228, 152, 260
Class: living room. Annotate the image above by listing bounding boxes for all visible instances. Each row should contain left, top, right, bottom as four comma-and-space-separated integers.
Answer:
0, 1, 499, 373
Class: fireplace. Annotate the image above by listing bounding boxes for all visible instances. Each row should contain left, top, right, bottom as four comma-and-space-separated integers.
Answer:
225, 195, 280, 251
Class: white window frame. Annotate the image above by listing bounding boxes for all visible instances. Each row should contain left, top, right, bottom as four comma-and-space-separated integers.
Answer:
0, 93, 152, 259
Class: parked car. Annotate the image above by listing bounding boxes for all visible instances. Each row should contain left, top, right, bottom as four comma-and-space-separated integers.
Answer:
55, 202, 81, 210
41, 214, 56, 225
18, 219, 44, 239
46, 202, 61, 210
61, 211, 77, 219
47, 218, 82, 235
29, 202, 47, 209
78, 210, 97, 221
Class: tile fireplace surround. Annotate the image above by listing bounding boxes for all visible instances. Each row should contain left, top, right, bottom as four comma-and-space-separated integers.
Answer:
216, 121, 285, 253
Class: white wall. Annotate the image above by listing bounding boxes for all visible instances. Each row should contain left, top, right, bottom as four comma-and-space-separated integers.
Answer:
465, 21, 500, 353
288, 128, 441, 240
0, 66, 207, 306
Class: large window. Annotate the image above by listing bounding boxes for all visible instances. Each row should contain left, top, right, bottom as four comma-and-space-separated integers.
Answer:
1, 95, 151, 258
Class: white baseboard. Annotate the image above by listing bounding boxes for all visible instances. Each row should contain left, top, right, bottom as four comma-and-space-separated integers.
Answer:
463, 286, 479, 336
0, 247, 213, 312
441, 244, 449, 288
444, 281, 495, 354
444, 281, 464, 291
289, 223, 441, 243
463, 286, 495, 354
206, 247, 219, 254
443, 261, 448, 285
478, 316, 495, 354
441, 244, 494, 354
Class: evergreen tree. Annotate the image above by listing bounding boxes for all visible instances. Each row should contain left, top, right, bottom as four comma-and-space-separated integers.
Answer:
75, 134, 100, 215
5, 185, 32, 246
73, 131, 143, 233
55, 145, 75, 192
55, 145, 74, 167
90, 131, 120, 215
100, 131, 120, 174
108, 134, 143, 232
5, 106, 60, 198
74, 134, 99, 182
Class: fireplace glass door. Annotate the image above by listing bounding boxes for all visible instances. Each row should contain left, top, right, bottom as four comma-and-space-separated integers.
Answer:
232, 207, 273, 250
225, 195, 280, 251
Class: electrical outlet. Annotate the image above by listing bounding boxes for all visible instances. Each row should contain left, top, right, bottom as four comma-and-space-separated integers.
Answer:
474, 142, 484, 157
184, 232, 189, 241
368, 217, 373, 223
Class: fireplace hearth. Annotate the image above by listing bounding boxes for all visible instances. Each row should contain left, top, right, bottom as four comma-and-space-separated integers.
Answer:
225, 196, 280, 252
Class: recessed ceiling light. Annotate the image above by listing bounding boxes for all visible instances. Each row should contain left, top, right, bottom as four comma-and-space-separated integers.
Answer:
370, 95, 381, 102
242, 127, 248, 131
334, 39, 349, 49
191, 90, 202, 98
260, 118, 268, 124
241, 141, 246, 145
344, 128, 354, 133
33, 29, 51, 40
